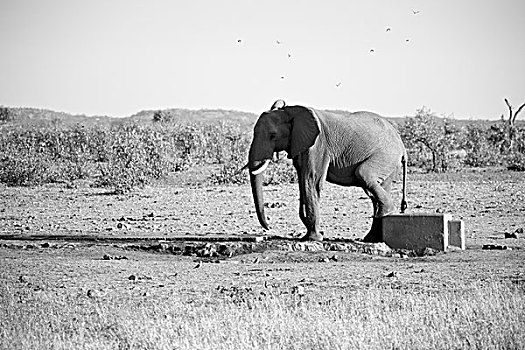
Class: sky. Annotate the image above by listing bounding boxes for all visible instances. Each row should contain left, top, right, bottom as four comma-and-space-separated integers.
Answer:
1, 0, 524, 119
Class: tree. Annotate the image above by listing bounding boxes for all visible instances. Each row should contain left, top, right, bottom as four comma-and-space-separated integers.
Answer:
502, 98, 525, 152
0, 106, 12, 122
400, 107, 460, 172
504, 98, 525, 127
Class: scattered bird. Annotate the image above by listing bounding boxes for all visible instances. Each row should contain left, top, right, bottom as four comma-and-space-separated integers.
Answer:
287, 53, 292, 58
405, 39, 410, 42
386, 27, 391, 32
276, 40, 282, 44
412, 10, 420, 15
280, 76, 285, 79
237, 39, 242, 43
335, 82, 342, 88
369, 49, 375, 53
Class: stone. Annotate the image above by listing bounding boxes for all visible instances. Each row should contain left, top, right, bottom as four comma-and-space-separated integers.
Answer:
117, 222, 129, 229
304, 242, 324, 252
448, 220, 466, 250
18, 275, 29, 283
382, 213, 451, 251
482, 244, 508, 250
505, 231, 519, 239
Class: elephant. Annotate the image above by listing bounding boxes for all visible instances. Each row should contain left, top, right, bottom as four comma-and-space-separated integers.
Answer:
248, 100, 407, 242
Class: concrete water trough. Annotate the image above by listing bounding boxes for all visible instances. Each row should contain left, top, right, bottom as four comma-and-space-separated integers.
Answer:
381, 213, 465, 251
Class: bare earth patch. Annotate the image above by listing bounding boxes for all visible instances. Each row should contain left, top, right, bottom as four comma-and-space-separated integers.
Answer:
1, 170, 525, 349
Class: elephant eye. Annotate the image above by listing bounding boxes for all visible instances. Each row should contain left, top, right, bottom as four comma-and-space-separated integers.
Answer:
269, 133, 277, 140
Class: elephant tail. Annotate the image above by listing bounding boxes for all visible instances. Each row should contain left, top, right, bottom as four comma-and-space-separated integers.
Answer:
400, 155, 408, 213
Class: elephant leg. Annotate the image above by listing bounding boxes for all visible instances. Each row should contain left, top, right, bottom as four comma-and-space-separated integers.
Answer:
296, 154, 328, 241
356, 164, 395, 218
358, 165, 395, 243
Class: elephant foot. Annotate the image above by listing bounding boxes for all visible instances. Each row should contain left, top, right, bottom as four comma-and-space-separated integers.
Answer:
299, 231, 323, 242
362, 218, 383, 243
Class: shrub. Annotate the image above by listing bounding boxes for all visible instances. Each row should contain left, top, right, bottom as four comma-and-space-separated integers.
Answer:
462, 123, 501, 167
94, 123, 180, 193
400, 107, 462, 172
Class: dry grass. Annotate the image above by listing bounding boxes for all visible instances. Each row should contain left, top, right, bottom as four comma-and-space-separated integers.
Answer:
1, 281, 524, 350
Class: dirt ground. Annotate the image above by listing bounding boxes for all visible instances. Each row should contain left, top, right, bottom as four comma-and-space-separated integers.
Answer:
1, 169, 525, 299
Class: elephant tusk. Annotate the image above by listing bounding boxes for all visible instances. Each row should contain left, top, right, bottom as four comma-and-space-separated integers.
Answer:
250, 159, 270, 175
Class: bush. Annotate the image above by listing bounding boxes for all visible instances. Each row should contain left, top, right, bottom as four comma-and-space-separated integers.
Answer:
2, 107, 524, 190
400, 107, 461, 172
94, 123, 184, 193
0, 152, 53, 186
462, 123, 501, 167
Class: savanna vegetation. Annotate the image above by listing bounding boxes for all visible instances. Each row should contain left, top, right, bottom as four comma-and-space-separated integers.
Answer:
1, 104, 524, 193
2, 279, 523, 350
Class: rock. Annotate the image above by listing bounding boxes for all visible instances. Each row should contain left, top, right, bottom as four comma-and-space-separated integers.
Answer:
505, 231, 520, 239
304, 242, 324, 252
18, 275, 29, 283
194, 262, 201, 269
217, 244, 233, 257
292, 243, 306, 251
41, 242, 50, 248
318, 257, 330, 263
292, 285, 305, 296
359, 242, 393, 256
482, 244, 508, 250
128, 275, 137, 281
328, 243, 351, 252
329, 254, 339, 262
386, 271, 398, 278
103, 254, 128, 260
87, 289, 98, 298
117, 222, 129, 229
417, 247, 440, 256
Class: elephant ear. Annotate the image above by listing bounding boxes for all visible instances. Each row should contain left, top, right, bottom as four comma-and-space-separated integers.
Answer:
284, 106, 321, 159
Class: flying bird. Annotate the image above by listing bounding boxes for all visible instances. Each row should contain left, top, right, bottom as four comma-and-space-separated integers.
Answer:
237, 39, 242, 43
412, 10, 420, 14
276, 40, 282, 44
280, 76, 285, 79
386, 27, 391, 32
369, 49, 375, 53
287, 53, 292, 58
405, 39, 410, 42
335, 82, 342, 87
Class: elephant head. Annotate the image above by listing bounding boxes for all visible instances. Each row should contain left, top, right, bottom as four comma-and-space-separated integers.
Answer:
248, 100, 321, 230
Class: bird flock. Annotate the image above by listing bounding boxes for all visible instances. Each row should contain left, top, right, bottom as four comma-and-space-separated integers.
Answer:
369, 9, 420, 53
237, 9, 421, 89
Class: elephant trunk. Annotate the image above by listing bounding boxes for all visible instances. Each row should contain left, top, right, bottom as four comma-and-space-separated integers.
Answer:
249, 170, 269, 230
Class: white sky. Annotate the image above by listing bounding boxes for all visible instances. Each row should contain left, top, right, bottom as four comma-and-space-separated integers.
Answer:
1, 0, 524, 119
